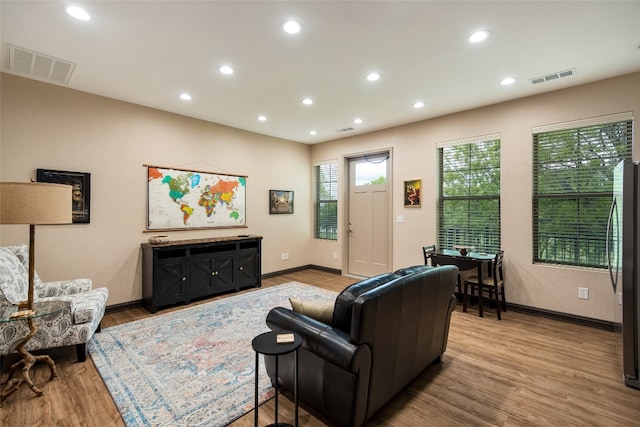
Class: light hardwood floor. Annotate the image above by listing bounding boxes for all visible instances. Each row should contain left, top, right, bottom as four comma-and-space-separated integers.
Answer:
1, 269, 639, 426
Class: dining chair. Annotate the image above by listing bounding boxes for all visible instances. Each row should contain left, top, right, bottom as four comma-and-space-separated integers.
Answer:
422, 245, 436, 265
463, 251, 505, 320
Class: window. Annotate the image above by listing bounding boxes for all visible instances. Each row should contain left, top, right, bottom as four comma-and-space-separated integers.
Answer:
438, 137, 501, 253
354, 157, 387, 185
533, 115, 632, 268
315, 162, 338, 240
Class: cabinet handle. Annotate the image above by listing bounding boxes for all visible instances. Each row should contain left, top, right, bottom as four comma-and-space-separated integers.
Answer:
239, 267, 244, 271
211, 271, 215, 276
182, 277, 187, 281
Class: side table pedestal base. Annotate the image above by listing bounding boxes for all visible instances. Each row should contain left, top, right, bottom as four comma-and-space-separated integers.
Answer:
0, 318, 57, 406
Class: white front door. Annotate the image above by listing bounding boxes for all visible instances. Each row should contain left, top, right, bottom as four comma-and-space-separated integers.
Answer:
347, 153, 391, 277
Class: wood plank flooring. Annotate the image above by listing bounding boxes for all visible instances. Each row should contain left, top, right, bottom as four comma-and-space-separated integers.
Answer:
1, 269, 638, 426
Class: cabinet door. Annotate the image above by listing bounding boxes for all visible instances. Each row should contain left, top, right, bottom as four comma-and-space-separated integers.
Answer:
189, 252, 236, 299
189, 255, 215, 299
157, 257, 189, 306
237, 247, 259, 288
212, 251, 235, 292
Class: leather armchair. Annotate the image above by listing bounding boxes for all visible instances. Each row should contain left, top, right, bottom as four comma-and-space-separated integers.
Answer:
0, 245, 108, 365
265, 264, 458, 426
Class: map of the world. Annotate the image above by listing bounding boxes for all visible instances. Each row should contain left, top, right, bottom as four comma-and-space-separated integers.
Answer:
147, 166, 246, 230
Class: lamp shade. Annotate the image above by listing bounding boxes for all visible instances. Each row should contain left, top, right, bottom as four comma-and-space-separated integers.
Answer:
0, 182, 72, 225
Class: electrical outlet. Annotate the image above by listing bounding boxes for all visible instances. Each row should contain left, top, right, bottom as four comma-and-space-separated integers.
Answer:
578, 287, 589, 300
333, 252, 338, 260
619, 292, 623, 305
281, 253, 286, 260
284, 252, 289, 260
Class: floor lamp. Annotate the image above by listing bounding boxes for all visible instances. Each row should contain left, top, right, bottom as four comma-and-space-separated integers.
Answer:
0, 182, 72, 316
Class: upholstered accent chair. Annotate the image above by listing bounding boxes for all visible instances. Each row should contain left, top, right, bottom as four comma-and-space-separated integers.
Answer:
0, 245, 108, 366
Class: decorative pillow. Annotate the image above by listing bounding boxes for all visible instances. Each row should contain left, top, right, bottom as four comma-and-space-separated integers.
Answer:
6, 245, 44, 287
0, 248, 29, 305
289, 298, 334, 325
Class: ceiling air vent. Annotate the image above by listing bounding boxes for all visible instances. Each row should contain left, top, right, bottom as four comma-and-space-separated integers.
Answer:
8, 44, 76, 84
335, 127, 354, 133
530, 68, 576, 85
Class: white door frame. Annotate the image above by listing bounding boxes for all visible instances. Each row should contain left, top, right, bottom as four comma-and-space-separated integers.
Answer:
342, 149, 393, 277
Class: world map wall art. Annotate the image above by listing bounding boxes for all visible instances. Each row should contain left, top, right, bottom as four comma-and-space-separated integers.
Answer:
147, 166, 247, 230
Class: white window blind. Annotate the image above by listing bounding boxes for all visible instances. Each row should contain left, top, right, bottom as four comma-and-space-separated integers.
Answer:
438, 137, 501, 253
314, 162, 338, 240
532, 116, 633, 267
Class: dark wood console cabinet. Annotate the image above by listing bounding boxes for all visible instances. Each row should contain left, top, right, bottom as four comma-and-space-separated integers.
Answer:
141, 235, 262, 313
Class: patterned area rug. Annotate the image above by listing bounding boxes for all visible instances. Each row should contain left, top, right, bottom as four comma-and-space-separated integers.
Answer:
89, 282, 337, 427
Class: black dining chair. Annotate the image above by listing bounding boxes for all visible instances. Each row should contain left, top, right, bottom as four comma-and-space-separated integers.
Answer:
422, 245, 436, 265
463, 251, 505, 320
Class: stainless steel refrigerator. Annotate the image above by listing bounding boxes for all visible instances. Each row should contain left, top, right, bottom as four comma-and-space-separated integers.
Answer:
607, 159, 640, 389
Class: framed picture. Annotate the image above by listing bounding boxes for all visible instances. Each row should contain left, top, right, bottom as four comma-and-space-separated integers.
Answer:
270, 190, 294, 214
403, 179, 421, 208
37, 168, 91, 223
146, 165, 246, 230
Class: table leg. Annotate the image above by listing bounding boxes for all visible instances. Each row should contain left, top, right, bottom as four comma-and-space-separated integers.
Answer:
0, 318, 57, 407
254, 352, 259, 426
294, 349, 298, 427
274, 355, 279, 426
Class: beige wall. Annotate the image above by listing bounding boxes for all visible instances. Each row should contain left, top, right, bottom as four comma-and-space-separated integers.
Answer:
0, 73, 311, 305
310, 72, 640, 322
2, 72, 639, 321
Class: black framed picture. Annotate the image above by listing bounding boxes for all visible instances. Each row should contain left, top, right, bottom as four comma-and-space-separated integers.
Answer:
37, 168, 91, 223
269, 190, 294, 214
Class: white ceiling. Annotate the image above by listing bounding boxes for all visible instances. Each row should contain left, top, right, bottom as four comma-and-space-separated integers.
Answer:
2, 1, 639, 144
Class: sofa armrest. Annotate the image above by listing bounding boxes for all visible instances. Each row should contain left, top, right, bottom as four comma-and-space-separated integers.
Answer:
35, 278, 93, 298
267, 307, 361, 371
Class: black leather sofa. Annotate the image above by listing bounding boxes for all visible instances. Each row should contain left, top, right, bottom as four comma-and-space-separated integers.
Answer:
265, 264, 458, 426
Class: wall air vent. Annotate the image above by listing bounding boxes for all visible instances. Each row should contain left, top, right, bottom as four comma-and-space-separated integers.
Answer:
8, 44, 76, 84
530, 68, 576, 85
335, 127, 354, 133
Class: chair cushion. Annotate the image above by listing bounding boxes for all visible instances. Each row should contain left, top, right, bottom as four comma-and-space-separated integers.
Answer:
395, 265, 433, 276
332, 272, 398, 333
289, 297, 334, 324
0, 247, 28, 305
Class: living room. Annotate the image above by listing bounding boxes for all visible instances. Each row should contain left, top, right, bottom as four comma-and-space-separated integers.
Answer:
1, 1, 640, 425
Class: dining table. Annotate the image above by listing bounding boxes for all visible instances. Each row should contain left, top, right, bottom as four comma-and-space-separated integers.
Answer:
427, 249, 497, 313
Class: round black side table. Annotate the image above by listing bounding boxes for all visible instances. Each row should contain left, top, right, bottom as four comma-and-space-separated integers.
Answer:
252, 330, 302, 427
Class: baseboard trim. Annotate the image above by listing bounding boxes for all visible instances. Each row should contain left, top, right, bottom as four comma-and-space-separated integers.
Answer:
105, 300, 142, 314
507, 302, 620, 332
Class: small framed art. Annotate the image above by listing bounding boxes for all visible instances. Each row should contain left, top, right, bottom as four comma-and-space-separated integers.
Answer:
37, 168, 91, 223
270, 190, 294, 214
403, 179, 421, 208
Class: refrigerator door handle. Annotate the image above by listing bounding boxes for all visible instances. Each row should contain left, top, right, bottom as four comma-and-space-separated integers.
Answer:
606, 197, 618, 293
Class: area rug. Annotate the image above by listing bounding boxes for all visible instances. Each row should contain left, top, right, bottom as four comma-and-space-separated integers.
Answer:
88, 282, 337, 427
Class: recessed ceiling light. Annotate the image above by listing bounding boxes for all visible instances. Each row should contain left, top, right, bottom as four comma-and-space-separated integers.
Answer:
309, 130, 317, 135
66, 6, 90, 21
219, 65, 234, 75
469, 30, 488, 43
257, 115, 267, 121
366, 72, 381, 82
283, 20, 301, 34
179, 93, 192, 101
302, 98, 313, 105
414, 101, 425, 108
501, 77, 516, 85
353, 118, 363, 124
